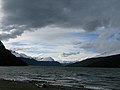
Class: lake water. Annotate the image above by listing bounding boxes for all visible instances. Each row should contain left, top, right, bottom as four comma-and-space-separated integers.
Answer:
0, 66, 119, 90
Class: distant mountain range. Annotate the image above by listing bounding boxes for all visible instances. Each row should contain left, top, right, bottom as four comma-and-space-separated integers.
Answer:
34, 56, 55, 62
1, 40, 120, 67
0, 41, 27, 66
20, 57, 62, 66
67, 54, 120, 68
12, 51, 62, 66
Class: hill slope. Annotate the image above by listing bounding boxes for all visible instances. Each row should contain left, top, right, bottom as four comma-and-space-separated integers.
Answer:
67, 54, 120, 68
0, 41, 27, 66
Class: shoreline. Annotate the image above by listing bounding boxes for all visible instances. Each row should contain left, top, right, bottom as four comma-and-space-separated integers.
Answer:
0, 79, 91, 90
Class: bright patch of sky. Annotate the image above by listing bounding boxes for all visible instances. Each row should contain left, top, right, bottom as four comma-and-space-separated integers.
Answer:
3, 26, 99, 61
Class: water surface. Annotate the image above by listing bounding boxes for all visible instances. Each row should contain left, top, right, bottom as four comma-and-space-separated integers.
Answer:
0, 66, 119, 90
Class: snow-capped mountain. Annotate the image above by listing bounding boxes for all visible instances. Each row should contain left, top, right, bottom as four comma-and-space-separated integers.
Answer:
37, 57, 55, 61
12, 52, 62, 66
11, 51, 32, 59
11, 51, 62, 66
12, 51, 56, 62
41, 57, 55, 61
34, 56, 55, 62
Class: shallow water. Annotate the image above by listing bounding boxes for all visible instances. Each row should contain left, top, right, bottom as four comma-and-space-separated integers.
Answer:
0, 66, 119, 90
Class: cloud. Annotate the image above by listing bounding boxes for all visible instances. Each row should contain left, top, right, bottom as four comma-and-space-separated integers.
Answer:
81, 27, 120, 55
1, 0, 68, 27
59, 50, 99, 61
1, 0, 120, 40
1, 0, 120, 61
0, 25, 27, 40
61, 52, 80, 57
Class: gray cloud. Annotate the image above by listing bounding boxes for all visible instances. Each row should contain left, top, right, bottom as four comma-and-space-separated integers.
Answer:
1, 0, 120, 40
61, 52, 80, 57
0, 25, 26, 40
81, 28, 120, 55
1, 0, 68, 27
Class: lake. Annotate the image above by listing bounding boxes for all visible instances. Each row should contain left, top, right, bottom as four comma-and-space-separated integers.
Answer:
0, 66, 119, 90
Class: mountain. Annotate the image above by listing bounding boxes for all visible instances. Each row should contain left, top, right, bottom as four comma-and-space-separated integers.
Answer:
0, 41, 27, 66
12, 52, 62, 66
67, 54, 120, 68
60, 61, 75, 66
11, 51, 32, 59
36, 57, 55, 62
34, 55, 56, 62
20, 57, 62, 66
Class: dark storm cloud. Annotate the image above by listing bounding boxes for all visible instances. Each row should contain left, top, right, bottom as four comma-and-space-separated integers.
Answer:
1, 0, 120, 40
2, 0, 68, 27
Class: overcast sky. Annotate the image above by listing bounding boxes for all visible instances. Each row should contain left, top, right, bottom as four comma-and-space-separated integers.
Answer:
0, 0, 120, 62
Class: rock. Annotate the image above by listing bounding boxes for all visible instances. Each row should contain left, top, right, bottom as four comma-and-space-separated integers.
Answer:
41, 84, 47, 88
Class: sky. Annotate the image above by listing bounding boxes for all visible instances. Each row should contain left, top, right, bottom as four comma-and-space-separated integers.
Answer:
0, 0, 120, 62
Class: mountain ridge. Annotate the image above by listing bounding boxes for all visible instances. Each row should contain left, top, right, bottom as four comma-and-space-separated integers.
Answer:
0, 41, 27, 66
67, 54, 120, 68
11, 51, 62, 66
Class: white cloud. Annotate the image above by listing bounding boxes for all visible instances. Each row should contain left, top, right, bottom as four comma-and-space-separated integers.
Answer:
3, 25, 97, 61
3, 26, 120, 62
